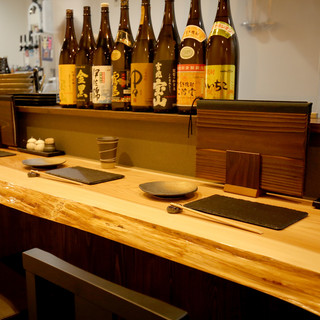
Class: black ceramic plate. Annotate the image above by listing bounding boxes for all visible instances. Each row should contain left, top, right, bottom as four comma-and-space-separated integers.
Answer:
22, 158, 66, 168
139, 181, 198, 198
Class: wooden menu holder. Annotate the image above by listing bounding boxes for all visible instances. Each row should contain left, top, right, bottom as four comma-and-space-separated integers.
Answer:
196, 100, 312, 198
224, 150, 261, 197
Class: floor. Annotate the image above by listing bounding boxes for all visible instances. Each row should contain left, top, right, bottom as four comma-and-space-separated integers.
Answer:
0, 254, 27, 320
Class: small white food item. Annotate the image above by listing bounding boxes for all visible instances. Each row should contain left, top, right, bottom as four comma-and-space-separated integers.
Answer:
26, 137, 37, 150
34, 139, 45, 152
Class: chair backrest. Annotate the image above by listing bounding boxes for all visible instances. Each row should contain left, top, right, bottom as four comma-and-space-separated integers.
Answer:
22, 248, 188, 320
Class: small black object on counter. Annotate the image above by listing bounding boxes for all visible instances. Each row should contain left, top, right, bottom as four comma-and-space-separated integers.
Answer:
312, 197, 320, 209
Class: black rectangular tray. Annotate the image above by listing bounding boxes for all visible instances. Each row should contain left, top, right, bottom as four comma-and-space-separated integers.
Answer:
17, 147, 65, 157
185, 195, 308, 230
46, 166, 125, 185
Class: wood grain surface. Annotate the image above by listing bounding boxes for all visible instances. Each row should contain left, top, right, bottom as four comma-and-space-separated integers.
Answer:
0, 150, 320, 316
196, 109, 310, 197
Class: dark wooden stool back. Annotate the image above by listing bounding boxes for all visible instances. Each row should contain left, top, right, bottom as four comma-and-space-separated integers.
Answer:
22, 248, 188, 320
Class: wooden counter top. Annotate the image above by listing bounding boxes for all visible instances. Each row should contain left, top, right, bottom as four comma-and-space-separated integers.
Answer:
15, 105, 320, 133
0, 150, 320, 316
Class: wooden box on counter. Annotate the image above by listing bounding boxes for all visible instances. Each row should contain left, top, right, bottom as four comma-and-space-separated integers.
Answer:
196, 100, 312, 197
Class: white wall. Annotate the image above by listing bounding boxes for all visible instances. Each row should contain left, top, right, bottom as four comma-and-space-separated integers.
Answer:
1, 0, 320, 113
0, 0, 30, 68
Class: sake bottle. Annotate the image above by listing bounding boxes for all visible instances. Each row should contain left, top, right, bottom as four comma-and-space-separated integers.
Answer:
76, 6, 96, 109
92, 3, 114, 110
153, 0, 180, 113
111, 0, 134, 111
205, 0, 239, 100
177, 0, 206, 114
131, 0, 155, 112
59, 9, 78, 108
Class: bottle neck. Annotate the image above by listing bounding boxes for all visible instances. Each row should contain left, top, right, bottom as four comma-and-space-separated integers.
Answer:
82, 15, 93, 33
137, 0, 154, 40
160, 0, 179, 42
65, 15, 74, 39
163, 0, 174, 25
215, 0, 231, 20
62, 10, 78, 55
140, 0, 151, 26
98, 8, 111, 38
119, 3, 130, 30
187, 0, 203, 27
80, 8, 95, 48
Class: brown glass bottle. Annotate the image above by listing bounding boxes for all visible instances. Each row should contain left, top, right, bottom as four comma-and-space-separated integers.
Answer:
177, 0, 206, 114
92, 3, 114, 110
76, 6, 96, 109
111, 0, 134, 111
131, 0, 155, 112
59, 9, 78, 108
153, 0, 180, 113
205, 0, 239, 100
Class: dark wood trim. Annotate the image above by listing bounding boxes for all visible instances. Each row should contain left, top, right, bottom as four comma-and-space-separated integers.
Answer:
0, 204, 318, 320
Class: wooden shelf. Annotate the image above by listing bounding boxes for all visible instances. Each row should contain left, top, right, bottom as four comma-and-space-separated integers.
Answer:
15, 105, 320, 133
16, 106, 191, 125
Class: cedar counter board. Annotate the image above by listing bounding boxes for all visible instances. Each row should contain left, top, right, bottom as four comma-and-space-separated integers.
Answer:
0, 151, 320, 319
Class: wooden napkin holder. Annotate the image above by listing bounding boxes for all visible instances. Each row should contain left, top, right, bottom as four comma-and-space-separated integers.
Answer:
196, 100, 312, 198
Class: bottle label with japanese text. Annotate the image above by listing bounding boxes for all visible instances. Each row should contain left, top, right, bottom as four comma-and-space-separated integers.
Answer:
181, 25, 206, 42
112, 69, 131, 103
92, 65, 113, 104
76, 65, 91, 104
131, 63, 153, 107
209, 21, 235, 39
115, 30, 133, 47
205, 65, 236, 100
111, 50, 121, 61
180, 46, 195, 60
177, 64, 205, 107
153, 60, 177, 110
59, 64, 76, 105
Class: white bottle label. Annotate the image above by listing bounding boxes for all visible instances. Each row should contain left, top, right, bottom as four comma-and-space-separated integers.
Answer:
92, 65, 113, 104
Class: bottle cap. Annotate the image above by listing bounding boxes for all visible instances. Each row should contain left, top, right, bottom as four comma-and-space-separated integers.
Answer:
101, 3, 109, 7
121, 0, 129, 6
83, 6, 91, 14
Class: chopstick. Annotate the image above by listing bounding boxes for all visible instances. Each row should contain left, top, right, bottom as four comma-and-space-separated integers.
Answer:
170, 203, 263, 235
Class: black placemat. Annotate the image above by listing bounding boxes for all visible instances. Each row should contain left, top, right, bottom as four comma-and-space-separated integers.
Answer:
46, 166, 124, 185
184, 195, 308, 230
0, 150, 16, 157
